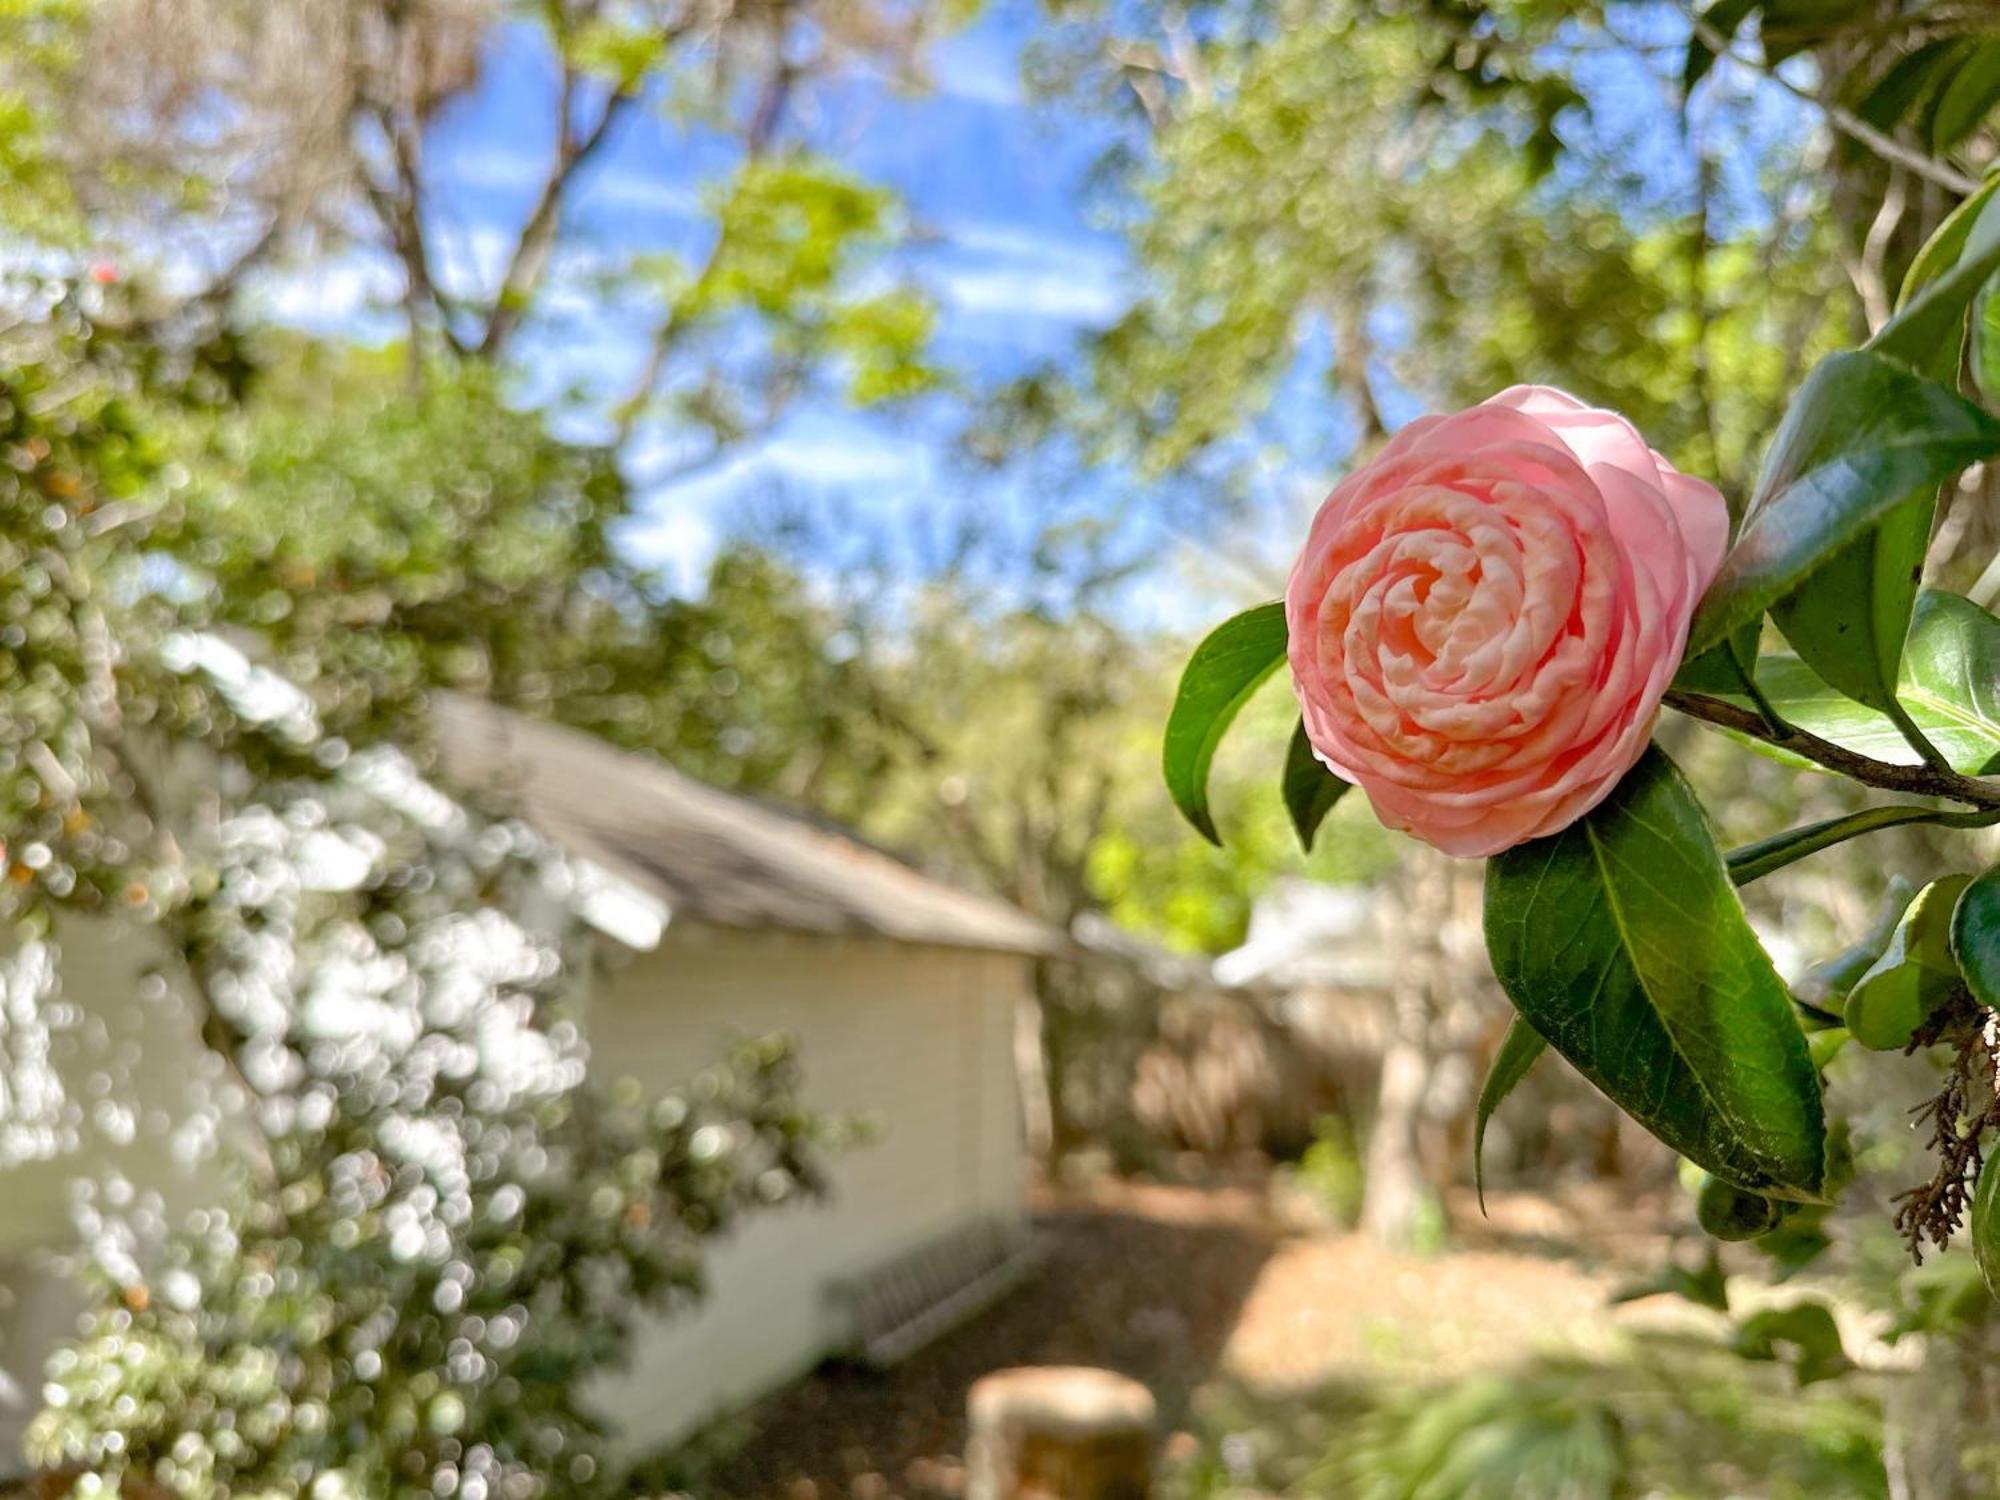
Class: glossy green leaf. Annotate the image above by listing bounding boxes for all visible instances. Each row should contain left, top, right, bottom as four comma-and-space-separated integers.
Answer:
1672, 618, 1761, 697
1718, 591, 2000, 774
1768, 488, 1933, 720
1845, 874, 1972, 1051
1281, 717, 1351, 853
1162, 602, 1286, 845
1975, 272, 2000, 403
1793, 875, 1918, 1011
1484, 747, 1826, 1199
1973, 1158, 2000, 1301
1871, 201, 2000, 381
1949, 864, 2000, 1012
1473, 1015, 1547, 1213
1768, 187, 2000, 731
1900, 174, 2000, 309
1687, 354, 2000, 659
1932, 41, 2000, 153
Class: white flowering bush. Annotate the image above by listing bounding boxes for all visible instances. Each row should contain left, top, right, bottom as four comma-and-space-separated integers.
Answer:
3, 288, 828, 1498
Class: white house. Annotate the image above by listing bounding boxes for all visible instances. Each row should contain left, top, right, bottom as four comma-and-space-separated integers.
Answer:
0, 697, 1056, 1469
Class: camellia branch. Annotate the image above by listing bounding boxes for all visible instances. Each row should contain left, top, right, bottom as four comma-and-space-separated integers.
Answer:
1666, 688, 2000, 810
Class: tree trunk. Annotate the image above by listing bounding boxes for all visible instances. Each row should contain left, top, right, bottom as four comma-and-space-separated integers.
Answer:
967, 1367, 1155, 1500
1361, 1000, 1433, 1246
1358, 858, 1463, 1246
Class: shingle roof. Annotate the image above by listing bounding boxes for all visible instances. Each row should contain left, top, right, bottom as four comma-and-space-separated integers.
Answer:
430, 695, 1061, 958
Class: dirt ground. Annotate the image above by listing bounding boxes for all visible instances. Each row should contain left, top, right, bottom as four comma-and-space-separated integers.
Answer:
687, 1177, 1683, 1500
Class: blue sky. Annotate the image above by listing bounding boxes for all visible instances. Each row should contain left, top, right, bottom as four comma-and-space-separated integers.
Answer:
249, 0, 1817, 617
279, 1, 1133, 599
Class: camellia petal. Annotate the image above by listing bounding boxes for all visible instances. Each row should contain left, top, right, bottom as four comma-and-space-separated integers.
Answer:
1285, 387, 1728, 857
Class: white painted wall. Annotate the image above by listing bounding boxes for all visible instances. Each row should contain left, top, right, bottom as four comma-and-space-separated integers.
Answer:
0, 918, 232, 1469
586, 923, 1030, 1451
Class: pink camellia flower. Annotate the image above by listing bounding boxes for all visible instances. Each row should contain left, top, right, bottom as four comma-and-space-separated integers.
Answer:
1286, 386, 1729, 857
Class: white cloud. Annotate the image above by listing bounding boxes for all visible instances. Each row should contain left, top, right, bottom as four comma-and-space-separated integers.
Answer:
931, 35, 1023, 108
619, 500, 720, 592
622, 421, 933, 589
581, 167, 701, 219
926, 219, 1128, 326
934, 262, 1125, 324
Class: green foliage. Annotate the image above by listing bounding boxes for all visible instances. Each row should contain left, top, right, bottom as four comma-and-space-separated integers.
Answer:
1484, 750, 1826, 1199
1950, 864, 2000, 1010
171, 349, 634, 739
1293, 1114, 1367, 1227
1280, 718, 1352, 853
1845, 874, 1974, 1049
1730, 1301, 1852, 1387
1162, 601, 1287, 844
1164, 1338, 1888, 1500
1728, 592, 2000, 775
1471, 1017, 1545, 1210
1973, 1155, 2000, 1299
1687, 352, 2000, 661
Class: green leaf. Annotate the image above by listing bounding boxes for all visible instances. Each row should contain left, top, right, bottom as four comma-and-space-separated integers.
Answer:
1162, 602, 1287, 844
1794, 875, 1918, 1011
1950, 864, 2000, 1012
1473, 1016, 1547, 1213
1932, 41, 2000, 153
1688, 353, 2000, 659
1768, 488, 1933, 719
1732, 1301, 1852, 1386
1973, 1158, 2000, 1301
1671, 619, 1762, 697
1871, 198, 2000, 381
1484, 747, 1826, 1199
1730, 591, 2000, 774
1844, 874, 1973, 1051
1897, 171, 2000, 311
1975, 271, 2000, 403
1281, 718, 1351, 853
1859, 40, 1975, 140
1611, 1248, 1730, 1312
1768, 184, 2000, 742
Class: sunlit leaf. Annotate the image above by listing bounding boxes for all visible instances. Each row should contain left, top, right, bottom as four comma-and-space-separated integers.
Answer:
1897, 170, 2000, 311
1732, 1301, 1851, 1386
1484, 748, 1826, 1199
1717, 591, 2000, 774
1688, 353, 2000, 659
1845, 874, 1972, 1051
1162, 602, 1287, 844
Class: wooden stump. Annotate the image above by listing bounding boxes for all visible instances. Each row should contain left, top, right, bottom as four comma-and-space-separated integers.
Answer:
966, 1366, 1156, 1500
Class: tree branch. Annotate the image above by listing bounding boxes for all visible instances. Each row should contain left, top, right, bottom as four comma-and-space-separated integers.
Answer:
477, 78, 636, 359
1665, 688, 2000, 809
1685, 11, 1980, 197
